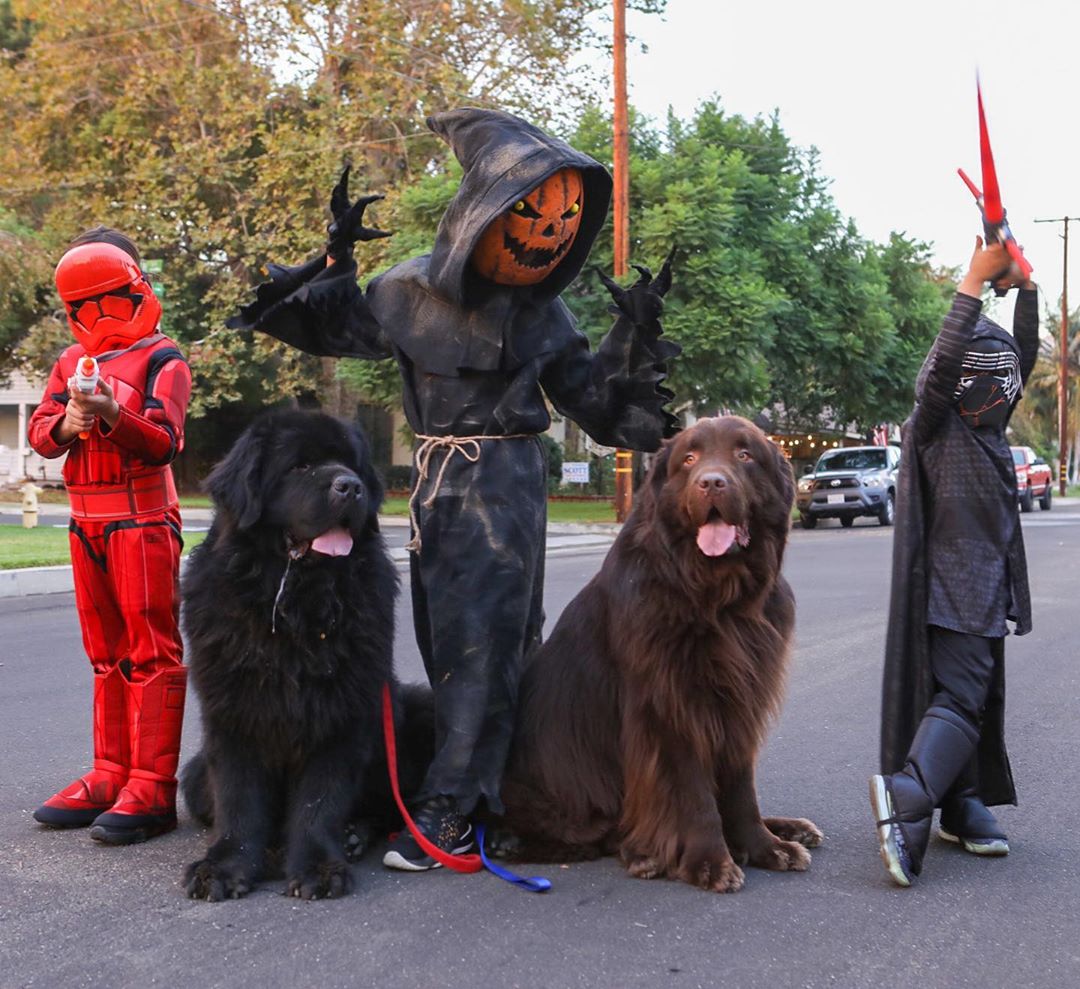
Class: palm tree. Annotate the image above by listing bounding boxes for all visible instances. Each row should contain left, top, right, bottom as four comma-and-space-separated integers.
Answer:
1018, 309, 1080, 484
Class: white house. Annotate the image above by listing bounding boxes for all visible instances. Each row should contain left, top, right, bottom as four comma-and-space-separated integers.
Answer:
0, 369, 64, 484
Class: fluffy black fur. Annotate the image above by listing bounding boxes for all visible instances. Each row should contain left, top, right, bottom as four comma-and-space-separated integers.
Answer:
180, 409, 427, 901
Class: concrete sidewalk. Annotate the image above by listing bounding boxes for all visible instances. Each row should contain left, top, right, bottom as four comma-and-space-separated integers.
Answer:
0, 512, 621, 599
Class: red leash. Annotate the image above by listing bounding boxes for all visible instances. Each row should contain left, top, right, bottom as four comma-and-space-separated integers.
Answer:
381, 683, 482, 874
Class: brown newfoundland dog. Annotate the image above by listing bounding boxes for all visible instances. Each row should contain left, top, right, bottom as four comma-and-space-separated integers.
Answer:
498, 415, 822, 892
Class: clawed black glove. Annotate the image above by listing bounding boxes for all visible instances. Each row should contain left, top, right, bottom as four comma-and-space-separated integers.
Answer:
595, 246, 675, 325
326, 164, 393, 261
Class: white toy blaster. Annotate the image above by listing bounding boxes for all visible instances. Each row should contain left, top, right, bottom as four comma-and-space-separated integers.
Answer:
74, 355, 99, 440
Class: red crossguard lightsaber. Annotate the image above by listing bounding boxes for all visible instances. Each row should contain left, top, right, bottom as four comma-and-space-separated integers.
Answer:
957, 80, 1033, 287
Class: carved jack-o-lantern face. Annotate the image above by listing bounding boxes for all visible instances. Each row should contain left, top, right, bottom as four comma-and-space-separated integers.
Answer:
471, 168, 584, 286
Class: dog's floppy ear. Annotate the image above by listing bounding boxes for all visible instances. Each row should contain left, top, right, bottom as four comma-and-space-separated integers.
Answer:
632, 435, 676, 522
365, 460, 385, 534
769, 438, 795, 514
347, 420, 384, 532
205, 420, 267, 530
648, 437, 675, 493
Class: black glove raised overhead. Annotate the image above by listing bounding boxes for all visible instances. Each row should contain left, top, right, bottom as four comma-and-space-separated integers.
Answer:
326, 164, 393, 262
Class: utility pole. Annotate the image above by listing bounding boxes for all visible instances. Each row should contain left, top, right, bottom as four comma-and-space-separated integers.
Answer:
612, 0, 633, 522
1034, 215, 1077, 495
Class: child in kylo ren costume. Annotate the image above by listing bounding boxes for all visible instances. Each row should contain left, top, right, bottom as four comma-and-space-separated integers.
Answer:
228, 108, 680, 870
29, 227, 191, 845
871, 237, 1038, 886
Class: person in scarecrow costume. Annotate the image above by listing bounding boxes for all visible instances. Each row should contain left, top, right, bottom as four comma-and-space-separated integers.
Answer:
871, 236, 1038, 886
29, 227, 191, 845
228, 108, 680, 870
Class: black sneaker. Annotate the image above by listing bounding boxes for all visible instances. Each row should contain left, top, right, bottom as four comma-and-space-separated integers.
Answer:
382, 795, 474, 872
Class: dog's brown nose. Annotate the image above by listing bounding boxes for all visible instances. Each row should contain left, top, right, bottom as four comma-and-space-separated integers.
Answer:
697, 472, 728, 492
331, 474, 363, 499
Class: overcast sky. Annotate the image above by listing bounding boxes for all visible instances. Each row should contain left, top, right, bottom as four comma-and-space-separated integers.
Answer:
624, 0, 1076, 329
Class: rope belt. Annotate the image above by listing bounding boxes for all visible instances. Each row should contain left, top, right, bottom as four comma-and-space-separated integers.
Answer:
405, 433, 531, 553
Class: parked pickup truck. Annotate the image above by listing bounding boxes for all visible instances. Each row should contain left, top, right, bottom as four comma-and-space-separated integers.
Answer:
1011, 446, 1053, 512
796, 445, 900, 528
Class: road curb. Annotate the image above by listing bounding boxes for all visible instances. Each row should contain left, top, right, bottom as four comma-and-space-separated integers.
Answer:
0, 529, 619, 599
0, 564, 75, 598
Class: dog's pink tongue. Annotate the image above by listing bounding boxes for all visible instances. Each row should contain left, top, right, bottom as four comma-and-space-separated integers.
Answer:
311, 526, 353, 557
697, 519, 737, 557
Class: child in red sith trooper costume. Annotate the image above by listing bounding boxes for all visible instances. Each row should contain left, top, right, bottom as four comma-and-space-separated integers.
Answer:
28, 227, 192, 845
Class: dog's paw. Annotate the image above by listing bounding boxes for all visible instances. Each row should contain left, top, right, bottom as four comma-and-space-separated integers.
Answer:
625, 854, 664, 880
343, 821, 374, 863
678, 854, 745, 893
184, 858, 255, 901
748, 837, 811, 872
483, 826, 523, 860
285, 860, 354, 900
763, 816, 824, 848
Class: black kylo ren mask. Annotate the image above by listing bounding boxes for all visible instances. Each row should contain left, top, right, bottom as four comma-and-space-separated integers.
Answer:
952, 334, 1021, 429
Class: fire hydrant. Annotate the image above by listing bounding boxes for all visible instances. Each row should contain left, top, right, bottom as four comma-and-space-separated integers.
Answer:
21, 480, 44, 529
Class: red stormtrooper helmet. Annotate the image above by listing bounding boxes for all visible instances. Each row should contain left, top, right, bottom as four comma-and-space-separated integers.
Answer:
55, 242, 162, 356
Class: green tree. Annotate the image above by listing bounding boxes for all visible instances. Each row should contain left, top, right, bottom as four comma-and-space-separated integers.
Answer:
0, 0, 33, 59
558, 101, 950, 432
868, 233, 955, 424
0, 210, 54, 378
1012, 309, 1080, 483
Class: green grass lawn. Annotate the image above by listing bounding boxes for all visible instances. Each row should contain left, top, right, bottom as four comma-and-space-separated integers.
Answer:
380, 495, 617, 523
1, 527, 209, 570
1, 496, 618, 569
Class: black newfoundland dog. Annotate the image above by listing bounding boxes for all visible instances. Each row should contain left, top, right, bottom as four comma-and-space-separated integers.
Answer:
181, 409, 427, 901
498, 416, 822, 892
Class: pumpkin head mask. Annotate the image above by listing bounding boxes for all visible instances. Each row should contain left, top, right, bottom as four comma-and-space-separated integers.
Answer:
471, 168, 584, 286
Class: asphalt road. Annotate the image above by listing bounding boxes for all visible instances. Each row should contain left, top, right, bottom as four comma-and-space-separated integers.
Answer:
1, 508, 1078, 989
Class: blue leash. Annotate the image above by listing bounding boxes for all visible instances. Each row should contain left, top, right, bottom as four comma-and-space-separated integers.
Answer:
475, 824, 552, 893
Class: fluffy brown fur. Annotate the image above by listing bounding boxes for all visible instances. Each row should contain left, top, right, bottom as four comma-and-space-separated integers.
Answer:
498, 416, 822, 892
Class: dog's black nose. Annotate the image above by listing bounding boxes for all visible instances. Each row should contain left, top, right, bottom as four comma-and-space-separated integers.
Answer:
697, 472, 728, 492
331, 473, 363, 499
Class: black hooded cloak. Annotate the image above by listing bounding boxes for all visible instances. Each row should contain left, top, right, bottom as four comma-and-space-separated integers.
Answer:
880, 288, 1038, 806
228, 108, 680, 814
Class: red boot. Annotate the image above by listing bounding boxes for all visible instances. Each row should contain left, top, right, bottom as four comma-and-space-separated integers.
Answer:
34, 665, 129, 828
89, 666, 187, 845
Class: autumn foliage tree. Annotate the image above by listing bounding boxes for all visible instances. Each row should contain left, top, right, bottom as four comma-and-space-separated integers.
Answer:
0, 2, 659, 421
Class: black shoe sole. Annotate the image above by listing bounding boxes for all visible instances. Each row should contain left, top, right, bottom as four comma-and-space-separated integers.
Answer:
33, 806, 106, 828
938, 827, 1009, 856
88, 815, 177, 846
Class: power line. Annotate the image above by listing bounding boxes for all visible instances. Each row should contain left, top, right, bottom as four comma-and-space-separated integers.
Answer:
24, 35, 239, 72
6, 12, 217, 51
175, 0, 245, 25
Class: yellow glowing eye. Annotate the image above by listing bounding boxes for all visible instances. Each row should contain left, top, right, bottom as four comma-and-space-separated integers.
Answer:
513, 201, 526, 212
569, 202, 580, 215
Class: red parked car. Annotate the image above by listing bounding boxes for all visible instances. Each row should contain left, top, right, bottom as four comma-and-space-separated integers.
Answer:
1011, 446, 1053, 512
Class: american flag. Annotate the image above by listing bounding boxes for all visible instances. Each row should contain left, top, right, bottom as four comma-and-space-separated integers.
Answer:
872, 424, 890, 447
